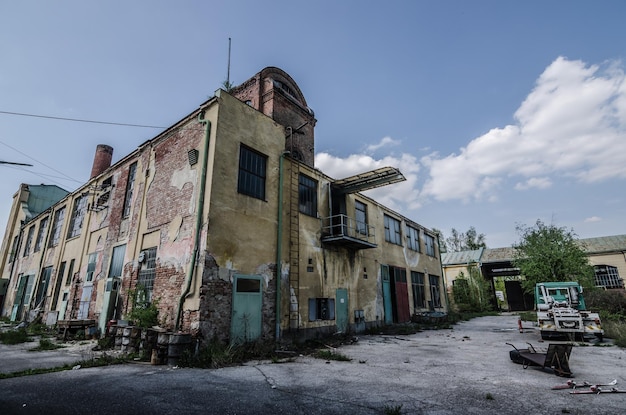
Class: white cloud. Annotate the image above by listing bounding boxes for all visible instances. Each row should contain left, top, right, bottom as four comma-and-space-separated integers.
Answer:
584, 216, 602, 223
315, 150, 422, 211
365, 136, 400, 152
314, 57, 626, 219
422, 57, 626, 201
514, 177, 552, 190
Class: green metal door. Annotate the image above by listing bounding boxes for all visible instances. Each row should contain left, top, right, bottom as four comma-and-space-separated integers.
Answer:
336, 288, 348, 333
381, 265, 393, 324
231, 275, 263, 345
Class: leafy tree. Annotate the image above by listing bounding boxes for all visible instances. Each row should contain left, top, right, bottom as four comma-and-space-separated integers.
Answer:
431, 228, 446, 253
445, 226, 487, 252
512, 220, 594, 293
451, 262, 493, 312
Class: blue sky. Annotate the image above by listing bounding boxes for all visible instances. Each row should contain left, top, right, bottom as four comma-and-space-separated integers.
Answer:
1, 1, 626, 248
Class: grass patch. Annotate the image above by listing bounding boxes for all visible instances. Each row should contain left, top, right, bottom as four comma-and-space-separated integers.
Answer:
518, 311, 536, 322
0, 328, 31, 345
0, 353, 130, 380
29, 338, 65, 351
177, 338, 279, 369
603, 320, 626, 347
313, 349, 351, 361
485, 392, 494, 400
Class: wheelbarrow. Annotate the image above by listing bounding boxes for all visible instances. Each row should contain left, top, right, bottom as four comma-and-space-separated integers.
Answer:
507, 342, 573, 377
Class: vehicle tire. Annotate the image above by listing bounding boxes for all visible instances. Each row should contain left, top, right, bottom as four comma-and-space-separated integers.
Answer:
595, 333, 603, 342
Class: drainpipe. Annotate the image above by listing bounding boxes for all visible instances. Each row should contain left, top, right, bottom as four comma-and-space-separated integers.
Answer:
175, 112, 211, 331
275, 152, 287, 341
436, 232, 451, 312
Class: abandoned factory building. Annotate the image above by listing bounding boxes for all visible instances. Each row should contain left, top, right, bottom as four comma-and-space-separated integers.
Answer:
0, 67, 445, 344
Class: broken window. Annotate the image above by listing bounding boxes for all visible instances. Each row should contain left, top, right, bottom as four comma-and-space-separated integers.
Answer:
65, 259, 75, 286
67, 195, 87, 239
23, 225, 35, 257
9, 235, 19, 263
86, 253, 97, 282
406, 225, 420, 252
48, 206, 66, 247
429, 274, 442, 308
411, 271, 426, 309
308, 297, 335, 321
122, 162, 137, 218
299, 174, 317, 217
594, 265, 624, 289
384, 214, 402, 245
137, 247, 157, 303
34, 216, 48, 252
237, 145, 267, 200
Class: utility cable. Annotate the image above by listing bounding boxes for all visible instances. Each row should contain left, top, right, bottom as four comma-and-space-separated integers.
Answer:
0, 110, 167, 129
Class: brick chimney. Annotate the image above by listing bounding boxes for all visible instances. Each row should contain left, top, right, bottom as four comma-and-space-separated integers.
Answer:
90, 144, 113, 179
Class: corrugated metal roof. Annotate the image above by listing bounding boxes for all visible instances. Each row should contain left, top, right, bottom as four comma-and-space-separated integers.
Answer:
481, 247, 517, 262
578, 234, 626, 254
441, 249, 483, 265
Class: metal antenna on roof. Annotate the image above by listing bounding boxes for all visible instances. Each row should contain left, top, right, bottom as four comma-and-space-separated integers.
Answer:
227, 37, 231, 86
222, 38, 233, 91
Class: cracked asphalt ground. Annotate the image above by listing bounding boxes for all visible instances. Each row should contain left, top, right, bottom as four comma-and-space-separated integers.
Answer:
1, 314, 624, 414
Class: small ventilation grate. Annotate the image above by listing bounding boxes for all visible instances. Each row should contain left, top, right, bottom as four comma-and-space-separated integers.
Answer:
188, 149, 199, 166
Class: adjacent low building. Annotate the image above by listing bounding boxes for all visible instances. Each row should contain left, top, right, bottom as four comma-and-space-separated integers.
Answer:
0, 67, 446, 344
442, 234, 626, 311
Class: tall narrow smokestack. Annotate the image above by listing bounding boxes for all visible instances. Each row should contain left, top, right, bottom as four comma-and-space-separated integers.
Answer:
90, 144, 113, 179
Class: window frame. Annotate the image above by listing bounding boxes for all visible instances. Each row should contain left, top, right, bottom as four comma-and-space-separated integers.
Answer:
237, 145, 268, 200
384, 214, 402, 245
48, 206, 66, 247
23, 225, 35, 257
406, 225, 420, 252
594, 265, 624, 289
308, 297, 336, 321
411, 271, 426, 309
34, 216, 48, 252
298, 174, 318, 217
67, 195, 87, 239
425, 233, 436, 257
122, 162, 137, 218
355, 200, 368, 235
429, 274, 442, 308
137, 247, 158, 303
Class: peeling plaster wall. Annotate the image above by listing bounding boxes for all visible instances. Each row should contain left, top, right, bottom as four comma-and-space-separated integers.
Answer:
196, 91, 285, 342
293, 164, 445, 338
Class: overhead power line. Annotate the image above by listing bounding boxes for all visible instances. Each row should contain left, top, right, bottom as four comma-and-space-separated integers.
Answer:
0, 110, 166, 129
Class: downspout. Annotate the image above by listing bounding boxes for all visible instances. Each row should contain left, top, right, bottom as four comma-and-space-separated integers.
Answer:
436, 232, 450, 312
275, 152, 286, 341
175, 112, 211, 331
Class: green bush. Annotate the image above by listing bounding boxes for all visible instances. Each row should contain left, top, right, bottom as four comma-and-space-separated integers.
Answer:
0, 328, 31, 345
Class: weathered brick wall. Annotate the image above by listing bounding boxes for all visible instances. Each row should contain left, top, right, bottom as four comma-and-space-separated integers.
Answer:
198, 253, 231, 343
